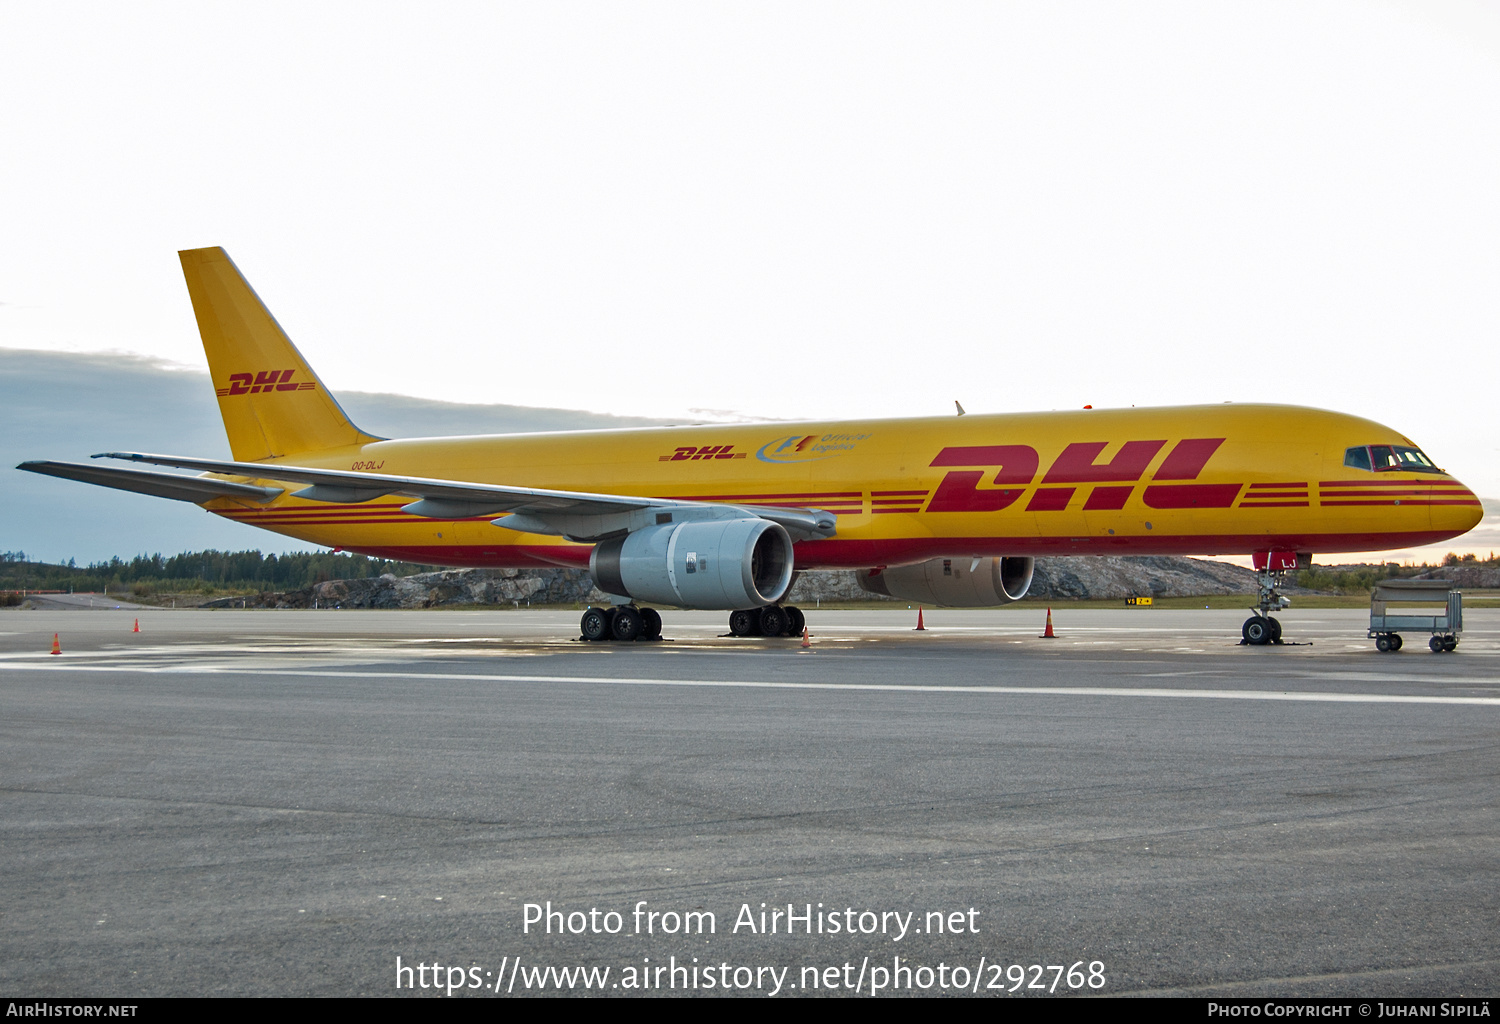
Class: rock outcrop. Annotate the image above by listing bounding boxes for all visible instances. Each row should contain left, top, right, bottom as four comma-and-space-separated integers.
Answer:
209, 555, 1279, 609
1029, 555, 1269, 600
207, 567, 610, 609
1412, 566, 1500, 588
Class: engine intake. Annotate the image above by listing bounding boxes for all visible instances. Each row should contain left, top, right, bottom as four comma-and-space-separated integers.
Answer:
590, 517, 794, 610
858, 556, 1034, 606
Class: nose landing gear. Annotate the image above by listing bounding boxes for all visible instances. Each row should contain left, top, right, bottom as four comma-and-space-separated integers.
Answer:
1241, 567, 1292, 646
1242, 615, 1282, 645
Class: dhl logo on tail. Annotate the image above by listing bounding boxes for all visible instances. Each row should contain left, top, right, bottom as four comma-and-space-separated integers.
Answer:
216, 369, 317, 397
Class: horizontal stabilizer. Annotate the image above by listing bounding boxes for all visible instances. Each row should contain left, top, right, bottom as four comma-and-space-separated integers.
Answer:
18, 461, 283, 504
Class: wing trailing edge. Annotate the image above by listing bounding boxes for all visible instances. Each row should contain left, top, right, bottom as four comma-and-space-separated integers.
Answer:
88, 451, 838, 541
18, 461, 283, 504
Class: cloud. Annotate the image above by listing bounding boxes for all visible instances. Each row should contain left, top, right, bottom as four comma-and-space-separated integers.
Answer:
2, 348, 671, 563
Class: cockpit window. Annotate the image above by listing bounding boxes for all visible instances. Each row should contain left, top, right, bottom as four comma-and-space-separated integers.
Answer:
1345, 445, 1441, 474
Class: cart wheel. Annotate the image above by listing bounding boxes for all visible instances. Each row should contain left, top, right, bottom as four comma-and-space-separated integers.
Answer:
1430, 636, 1445, 654
1390, 634, 1403, 651
1376, 635, 1391, 652
1443, 637, 1458, 652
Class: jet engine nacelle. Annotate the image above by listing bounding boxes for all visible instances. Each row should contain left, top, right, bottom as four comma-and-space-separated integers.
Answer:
590, 517, 794, 610
858, 556, 1035, 606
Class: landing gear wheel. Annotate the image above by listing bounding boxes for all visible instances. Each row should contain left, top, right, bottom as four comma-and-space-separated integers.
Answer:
1376, 635, 1392, 652
1269, 617, 1283, 643
1430, 636, 1446, 654
759, 605, 789, 637
1243, 616, 1271, 645
784, 606, 806, 636
640, 607, 662, 639
1444, 637, 1458, 652
1390, 634, 1403, 651
580, 607, 611, 642
729, 609, 760, 636
611, 606, 643, 642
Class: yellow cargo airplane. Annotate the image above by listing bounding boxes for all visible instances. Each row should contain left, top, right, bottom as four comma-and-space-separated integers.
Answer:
20, 248, 1483, 645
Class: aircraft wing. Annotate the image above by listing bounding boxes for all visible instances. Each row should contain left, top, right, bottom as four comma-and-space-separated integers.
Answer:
18, 460, 284, 504
89, 452, 838, 541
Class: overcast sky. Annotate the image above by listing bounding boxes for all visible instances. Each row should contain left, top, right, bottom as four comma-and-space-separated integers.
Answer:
2, 2, 1496, 562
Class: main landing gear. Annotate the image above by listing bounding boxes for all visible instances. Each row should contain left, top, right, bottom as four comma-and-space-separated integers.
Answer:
1241, 568, 1291, 646
578, 604, 809, 641
579, 605, 663, 642
728, 605, 806, 638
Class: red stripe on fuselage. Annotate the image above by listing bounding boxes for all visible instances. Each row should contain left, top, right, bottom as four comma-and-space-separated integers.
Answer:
1321, 499, 1481, 507
1320, 479, 1462, 487
672, 492, 862, 500
334, 529, 1475, 573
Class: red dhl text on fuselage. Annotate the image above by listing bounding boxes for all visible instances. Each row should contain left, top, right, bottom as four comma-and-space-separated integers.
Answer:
204, 403, 1482, 570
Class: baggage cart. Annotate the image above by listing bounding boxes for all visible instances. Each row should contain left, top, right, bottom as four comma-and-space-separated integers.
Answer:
1368, 578, 1461, 653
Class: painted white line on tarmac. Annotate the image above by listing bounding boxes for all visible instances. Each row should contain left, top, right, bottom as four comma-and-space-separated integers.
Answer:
5, 662, 1500, 706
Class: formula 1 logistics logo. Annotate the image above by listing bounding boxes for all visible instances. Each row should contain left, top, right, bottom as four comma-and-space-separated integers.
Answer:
216, 369, 317, 397
757, 433, 869, 463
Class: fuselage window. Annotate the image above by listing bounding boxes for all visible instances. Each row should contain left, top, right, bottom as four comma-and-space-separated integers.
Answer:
1346, 444, 1441, 474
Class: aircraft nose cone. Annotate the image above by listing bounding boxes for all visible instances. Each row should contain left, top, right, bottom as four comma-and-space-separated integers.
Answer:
1432, 477, 1484, 540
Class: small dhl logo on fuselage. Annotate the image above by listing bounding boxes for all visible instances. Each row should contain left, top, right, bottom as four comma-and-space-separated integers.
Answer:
660, 445, 747, 462
216, 370, 317, 397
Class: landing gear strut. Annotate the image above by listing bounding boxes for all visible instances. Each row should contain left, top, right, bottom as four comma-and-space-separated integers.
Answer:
1241, 568, 1291, 646
728, 605, 806, 637
579, 605, 664, 642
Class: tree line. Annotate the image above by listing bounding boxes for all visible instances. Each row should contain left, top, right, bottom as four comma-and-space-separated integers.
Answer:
0, 549, 429, 594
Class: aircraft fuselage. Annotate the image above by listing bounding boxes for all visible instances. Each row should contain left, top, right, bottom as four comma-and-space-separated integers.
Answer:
203, 402, 1482, 569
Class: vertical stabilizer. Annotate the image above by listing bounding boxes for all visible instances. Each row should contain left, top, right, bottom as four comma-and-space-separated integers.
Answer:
179, 247, 381, 461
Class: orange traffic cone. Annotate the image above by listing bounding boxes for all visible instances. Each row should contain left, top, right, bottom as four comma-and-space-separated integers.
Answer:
50, 633, 61, 655
132, 618, 140, 633
801, 626, 811, 648
1041, 608, 1056, 638
915, 607, 926, 630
